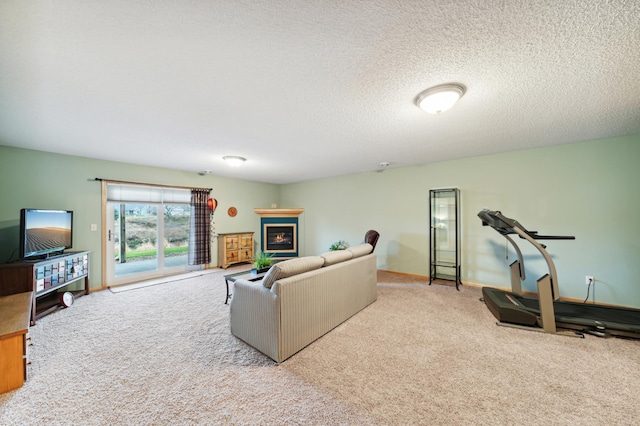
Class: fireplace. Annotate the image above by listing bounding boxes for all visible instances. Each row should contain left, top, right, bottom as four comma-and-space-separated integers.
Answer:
254, 208, 304, 259
264, 224, 296, 254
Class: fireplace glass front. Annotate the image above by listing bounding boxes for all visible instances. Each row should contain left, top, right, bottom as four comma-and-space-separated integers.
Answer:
264, 224, 296, 253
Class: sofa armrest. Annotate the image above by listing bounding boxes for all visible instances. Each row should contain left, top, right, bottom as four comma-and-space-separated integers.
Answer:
229, 279, 280, 361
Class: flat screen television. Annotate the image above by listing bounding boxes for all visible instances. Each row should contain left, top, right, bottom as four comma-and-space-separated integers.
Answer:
19, 209, 73, 259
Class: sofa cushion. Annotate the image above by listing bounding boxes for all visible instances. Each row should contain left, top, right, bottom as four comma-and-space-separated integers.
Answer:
347, 243, 373, 258
262, 256, 325, 289
320, 250, 353, 266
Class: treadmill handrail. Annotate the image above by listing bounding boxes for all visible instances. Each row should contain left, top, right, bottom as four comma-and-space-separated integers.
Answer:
527, 234, 576, 240
513, 227, 561, 301
478, 208, 573, 301
478, 209, 575, 240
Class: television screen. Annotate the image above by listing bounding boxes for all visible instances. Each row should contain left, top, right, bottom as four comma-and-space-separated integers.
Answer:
20, 209, 73, 259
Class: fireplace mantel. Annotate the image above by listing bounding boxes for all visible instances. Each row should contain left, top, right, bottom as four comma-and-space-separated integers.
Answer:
254, 208, 304, 218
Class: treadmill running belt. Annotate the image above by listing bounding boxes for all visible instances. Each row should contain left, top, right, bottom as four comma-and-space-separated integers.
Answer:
483, 287, 640, 337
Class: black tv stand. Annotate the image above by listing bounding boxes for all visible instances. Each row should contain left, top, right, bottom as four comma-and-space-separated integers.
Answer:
0, 251, 90, 325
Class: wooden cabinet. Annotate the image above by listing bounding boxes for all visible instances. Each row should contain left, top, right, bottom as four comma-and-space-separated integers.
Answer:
0, 292, 32, 394
218, 233, 254, 269
0, 251, 90, 325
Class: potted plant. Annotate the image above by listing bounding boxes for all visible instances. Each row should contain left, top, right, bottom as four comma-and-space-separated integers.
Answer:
329, 240, 350, 251
252, 251, 273, 273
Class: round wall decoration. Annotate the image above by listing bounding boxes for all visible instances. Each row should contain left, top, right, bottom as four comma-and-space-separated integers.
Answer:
228, 207, 238, 217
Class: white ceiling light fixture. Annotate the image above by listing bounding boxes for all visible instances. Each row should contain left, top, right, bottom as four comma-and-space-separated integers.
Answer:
415, 83, 466, 114
223, 156, 246, 167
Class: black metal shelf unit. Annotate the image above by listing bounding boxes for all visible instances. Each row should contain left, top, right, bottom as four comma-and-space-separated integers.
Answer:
429, 188, 461, 290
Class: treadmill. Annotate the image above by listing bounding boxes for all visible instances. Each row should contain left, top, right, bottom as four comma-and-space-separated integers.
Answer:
478, 209, 640, 339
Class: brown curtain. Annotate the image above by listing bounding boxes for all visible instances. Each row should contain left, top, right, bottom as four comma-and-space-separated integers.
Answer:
188, 188, 211, 265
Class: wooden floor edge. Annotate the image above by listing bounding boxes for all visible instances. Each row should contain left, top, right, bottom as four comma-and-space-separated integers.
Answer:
377, 269, 486, 288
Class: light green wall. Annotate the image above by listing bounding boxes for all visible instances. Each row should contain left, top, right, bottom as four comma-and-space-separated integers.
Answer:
281, 134, 640, 308
2, 134, 639, 308
0, 146, 280, 288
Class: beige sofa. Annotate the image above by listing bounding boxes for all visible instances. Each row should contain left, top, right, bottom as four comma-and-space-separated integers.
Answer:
230, 243, 377, 362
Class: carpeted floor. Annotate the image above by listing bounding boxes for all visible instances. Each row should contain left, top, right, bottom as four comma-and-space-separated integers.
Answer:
1, 269, 639, 425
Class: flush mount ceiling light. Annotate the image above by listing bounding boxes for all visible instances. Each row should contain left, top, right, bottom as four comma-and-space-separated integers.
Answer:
415, 83, 466, 114
223, 156, 246, 167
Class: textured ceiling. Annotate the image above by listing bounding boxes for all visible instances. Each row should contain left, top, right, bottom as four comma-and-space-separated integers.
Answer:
1, 1, 639, 184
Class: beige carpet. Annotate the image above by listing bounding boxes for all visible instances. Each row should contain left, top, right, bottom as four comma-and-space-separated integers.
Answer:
1, 270, 639, 425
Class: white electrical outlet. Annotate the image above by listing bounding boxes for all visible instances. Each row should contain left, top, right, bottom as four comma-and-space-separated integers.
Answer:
585, 275, 595, 285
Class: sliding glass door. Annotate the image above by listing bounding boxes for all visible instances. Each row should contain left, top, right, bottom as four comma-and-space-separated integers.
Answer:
104, 184, 193, 286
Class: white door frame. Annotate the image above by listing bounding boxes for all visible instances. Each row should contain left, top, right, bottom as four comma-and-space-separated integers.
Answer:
101, 181, 193, 288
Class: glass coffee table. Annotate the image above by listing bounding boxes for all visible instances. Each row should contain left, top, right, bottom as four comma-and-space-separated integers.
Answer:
223, 270, 267, 304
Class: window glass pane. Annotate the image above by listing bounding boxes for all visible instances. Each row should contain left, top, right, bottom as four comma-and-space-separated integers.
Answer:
163, 204, 190, 268
114, 204, 159, 277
